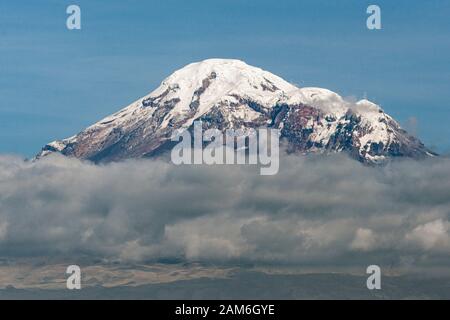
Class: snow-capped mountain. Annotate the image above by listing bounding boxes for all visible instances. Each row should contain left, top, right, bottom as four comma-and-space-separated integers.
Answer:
37, 59, 434, 163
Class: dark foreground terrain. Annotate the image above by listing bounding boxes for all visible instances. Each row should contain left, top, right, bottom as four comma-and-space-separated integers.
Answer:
1, 271, 449, 299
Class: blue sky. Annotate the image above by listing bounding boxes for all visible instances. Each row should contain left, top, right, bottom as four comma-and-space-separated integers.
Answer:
1, 0, 449, 156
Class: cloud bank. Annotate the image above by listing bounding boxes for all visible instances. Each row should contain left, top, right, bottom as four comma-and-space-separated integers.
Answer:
0, 153, 450, 271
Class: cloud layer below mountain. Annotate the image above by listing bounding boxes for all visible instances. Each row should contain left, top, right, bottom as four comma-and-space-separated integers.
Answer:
0, 153, 449, 272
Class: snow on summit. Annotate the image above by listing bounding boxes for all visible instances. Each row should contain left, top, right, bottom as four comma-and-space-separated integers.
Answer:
36, 58, 434, 163
151, 58, 297, 127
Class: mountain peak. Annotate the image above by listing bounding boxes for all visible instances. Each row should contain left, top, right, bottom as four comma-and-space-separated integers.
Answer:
147, 59, 297, 128
36, 59, 434, 163
164, 58, 291, 88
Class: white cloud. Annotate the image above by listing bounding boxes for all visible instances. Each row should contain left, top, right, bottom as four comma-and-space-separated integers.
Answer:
0, 153, 450, 270
351, 228, 377, 251
405, 219, 450, 251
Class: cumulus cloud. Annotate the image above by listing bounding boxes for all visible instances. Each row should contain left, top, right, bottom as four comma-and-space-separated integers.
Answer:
0, 153, 450, 270
350, 228, 377, 251
405, 219, 450, 251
